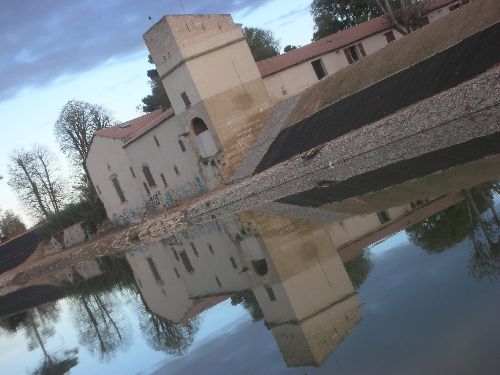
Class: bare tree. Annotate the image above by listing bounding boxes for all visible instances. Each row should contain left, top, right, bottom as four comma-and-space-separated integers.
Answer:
7, 146, 66, 219
54, 100, 115, 197
374, 0, 430, 35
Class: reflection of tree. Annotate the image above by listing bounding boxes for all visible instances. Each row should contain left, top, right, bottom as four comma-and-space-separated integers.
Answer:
345, 251, 373, 290
31, 348, 79, 375
407, 183, 500, 280
67, 265, 131, 361
231, 290, 264, 321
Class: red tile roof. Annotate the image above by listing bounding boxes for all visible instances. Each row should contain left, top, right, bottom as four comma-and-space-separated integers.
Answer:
257, 0, 455, 78
95, 108, 174, 146
180, 294, 232, 324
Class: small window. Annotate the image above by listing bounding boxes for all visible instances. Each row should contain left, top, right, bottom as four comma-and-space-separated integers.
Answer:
160, 173, 168, 187
174, 268, 180, 278
143, 165, 156, 187
311, 59, 326, 80
229, 256, 238, 269
112, 177, 126, 202
96, 185, 101, 195
215, 275, 222, 288
449, 3, 461, 11
173, 165, 180, 176
266, 286, 276, 301
107, 163, 111, 171
181, 92, 191, 108
172, 247, 180, 261
377, 211, 390, 224
208, 244, 214, 254
178, 139, 186, 152
348, 45, 359, 61
190, 243, 199, 257
192, 117, 208, 136
143, 182, 150, 195
180, 251, 194, 273
384, 30, 396, 43
130, 167, 136, 178
147, 258, 163, 285
154, 136, 160, 147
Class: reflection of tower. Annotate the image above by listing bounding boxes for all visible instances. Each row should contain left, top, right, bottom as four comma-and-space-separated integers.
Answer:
144, 14, 273, 182
246, 213, 362, 367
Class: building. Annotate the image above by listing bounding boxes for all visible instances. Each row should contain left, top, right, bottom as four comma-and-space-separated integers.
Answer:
86, 0, 465, 223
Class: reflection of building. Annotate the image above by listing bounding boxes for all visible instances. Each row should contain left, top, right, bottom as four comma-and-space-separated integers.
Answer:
86, 0, 462, 223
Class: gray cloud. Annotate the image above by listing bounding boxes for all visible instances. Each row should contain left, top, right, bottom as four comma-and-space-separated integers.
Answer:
0, 0, 271, 102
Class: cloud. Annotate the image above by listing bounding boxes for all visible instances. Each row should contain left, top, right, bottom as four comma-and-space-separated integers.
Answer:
0, 0, 271, 102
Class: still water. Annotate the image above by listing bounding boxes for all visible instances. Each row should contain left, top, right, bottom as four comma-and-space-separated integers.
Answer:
0, 160, 499, 374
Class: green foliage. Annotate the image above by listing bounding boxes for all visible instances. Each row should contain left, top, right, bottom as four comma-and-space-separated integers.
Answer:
344, 250, 373, 290
283, 45, 297, 53
141, 66, 171, 113
0, 209, 26, 239
36, 199, 106, 240
243, 27, 280, 61
231, 290, 264, 321
311, 0, 382, 40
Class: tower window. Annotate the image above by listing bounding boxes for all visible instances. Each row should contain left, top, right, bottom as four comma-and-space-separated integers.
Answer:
112, 177, 126, 202
173, 165, 180, 176
178, 139, 186, 152
130, 167, 136, 178
172, 248, 180, 261
160, 173, 168, 187
154, 136, 160, 147
174, 268, 180, 278
266, 286, 276, 301
192, 117, 208, 136
181, 92, 191, 108
208, 244, 214, 254
311, 59, 326, 80
215, 275, 222, 287
377, 211, 391, 224
229, 256, 238, 269
143, 165, 156, 187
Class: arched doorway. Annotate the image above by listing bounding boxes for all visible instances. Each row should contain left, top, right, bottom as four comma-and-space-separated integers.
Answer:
191, 117, 218, 157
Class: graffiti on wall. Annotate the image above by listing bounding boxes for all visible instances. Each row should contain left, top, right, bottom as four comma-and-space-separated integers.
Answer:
111, 176, 206, 225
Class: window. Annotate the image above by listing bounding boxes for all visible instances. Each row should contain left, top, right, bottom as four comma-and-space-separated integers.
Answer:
208, 244, 214, 254
107, 163, 111, 171
174, 267, 180, 278
154, 135, 160, 147
143, 165, 156, 187
377, 210, 390, 224
266, 286, 276, 301
190, 243, 199, 257
178, 139, 186, 152
96, 185, 101, 194
160, 173, 168, 187
130, 167, 136, 178
215, 275, 222, 287
384, 30, 396, 43
181, 92, 191, 108
112, 177, 126, 202
229, 256, 238, 269
173, 165, 180, 176
449, 3, 462, 11
311, 59, 327, 80
192, 117, 208, 136
344, 44, 366, 64
147, 258, 163, 285
348, 45, 359, 61
180, 251, 194, 273
143, 182, 150, 195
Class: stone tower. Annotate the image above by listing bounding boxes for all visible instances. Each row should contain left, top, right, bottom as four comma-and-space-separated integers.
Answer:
143, 14, 273, 183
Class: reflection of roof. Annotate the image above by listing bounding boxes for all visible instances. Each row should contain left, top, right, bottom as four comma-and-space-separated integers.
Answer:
180, 294, 232, 324
257, 0, 455, 78
95, 108, 174, 146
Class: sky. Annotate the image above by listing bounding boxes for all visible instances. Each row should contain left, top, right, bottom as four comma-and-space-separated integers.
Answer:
0, 0, 315, 224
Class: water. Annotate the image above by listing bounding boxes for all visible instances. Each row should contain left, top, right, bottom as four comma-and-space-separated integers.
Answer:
0, 160, 499, 374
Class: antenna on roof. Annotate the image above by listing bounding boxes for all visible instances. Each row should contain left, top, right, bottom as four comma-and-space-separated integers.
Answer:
178, 0, 186, 14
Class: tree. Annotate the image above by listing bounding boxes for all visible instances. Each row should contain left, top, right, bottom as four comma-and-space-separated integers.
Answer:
54, 100, 115, 197
141, 56, 171, 113
7, 146, 66, 219
311, 0, 382, 40
283, 45, 297, 53
243, 27, 280, 61
231, 290, 264, 321
344, 251, 373, 290
374, 0, 429, 35
0, 209, 26, 239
